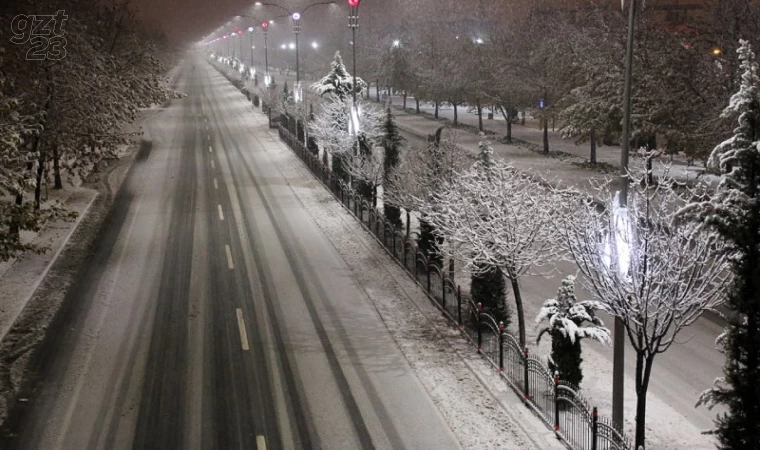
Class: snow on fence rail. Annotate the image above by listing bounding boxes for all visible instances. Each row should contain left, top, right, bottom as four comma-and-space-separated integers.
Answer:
276, 124, 632, 450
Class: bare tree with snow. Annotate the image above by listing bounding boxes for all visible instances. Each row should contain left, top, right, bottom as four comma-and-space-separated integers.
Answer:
419, 155, 560, 347
554, 161, 733, 449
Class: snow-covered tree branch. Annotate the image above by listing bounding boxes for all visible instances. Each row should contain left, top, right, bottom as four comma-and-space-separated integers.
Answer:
553, 160, 732, 447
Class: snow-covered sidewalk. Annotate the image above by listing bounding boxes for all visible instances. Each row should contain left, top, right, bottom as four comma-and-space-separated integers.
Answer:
0, 187, 97, 343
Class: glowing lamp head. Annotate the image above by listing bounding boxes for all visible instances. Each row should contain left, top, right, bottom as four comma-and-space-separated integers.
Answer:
262, 21, 269, 28
292, 12, 301, 21
248, 26, 254, 32
347, 0, 360, 6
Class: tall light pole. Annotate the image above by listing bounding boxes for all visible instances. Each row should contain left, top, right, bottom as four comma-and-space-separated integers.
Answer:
615, 0, 639, 435
255, 2, 336, 100
348, 0, 360, 105
248, 26, 255, 68
262, 21, 271, 86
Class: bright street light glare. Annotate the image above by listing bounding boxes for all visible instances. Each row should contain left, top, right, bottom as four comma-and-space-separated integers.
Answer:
289, 42, 296, 50
248, 26, 254, 32
280, 44, 286, 49
292, 12, 301, 21
311, 41, 319, 49
392, 40, 400, 47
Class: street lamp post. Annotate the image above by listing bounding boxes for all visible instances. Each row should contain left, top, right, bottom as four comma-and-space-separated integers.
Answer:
292, 12, 301, 88
248, 26, 255, 68
614, 0, 640, 435
255, 2, 335, 99
262, 21, 270, 86
348, 0, 360, 105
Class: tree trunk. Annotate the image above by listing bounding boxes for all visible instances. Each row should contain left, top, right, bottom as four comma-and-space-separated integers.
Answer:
500, 106, 513, 143
406, 210, 410, 238
53, 144, 62, 189
35, 148, 46, 210
477, 100, 483, 132
434, 101, 439, 119
509, 278, 527, 347
403, 92, 407, 110
543, 117, 549, 153
415, 98, 420, 114
376, 80, 380, 102
521, 111, 525, 125
634, 350, 656, 449
10, 193, 23, 235
453, 103, 458, 125
590, 129, 597, 165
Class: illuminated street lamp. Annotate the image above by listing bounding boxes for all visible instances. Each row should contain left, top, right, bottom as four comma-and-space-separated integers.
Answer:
311, 41, 319, 49
348, 0, 361, 105
255, 2, 336, 92
248, 26, 255, 68
262, 21, 271, 86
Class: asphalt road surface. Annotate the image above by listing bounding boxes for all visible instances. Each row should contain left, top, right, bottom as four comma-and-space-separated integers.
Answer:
0, 59, 461, 450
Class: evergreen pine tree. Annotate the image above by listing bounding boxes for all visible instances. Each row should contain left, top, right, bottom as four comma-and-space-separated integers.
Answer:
310, 52, 367, 181
470, 266, 509, 327
687, 40, 760, 448
355, 134, 375, 202
382, 108, 405, 228
536, 276, 610, 387
418, 127, 445, 266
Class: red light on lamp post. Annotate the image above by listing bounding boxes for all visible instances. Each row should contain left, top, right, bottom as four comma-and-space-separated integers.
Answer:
262, 21, 269, 29
347, 0, 360, 6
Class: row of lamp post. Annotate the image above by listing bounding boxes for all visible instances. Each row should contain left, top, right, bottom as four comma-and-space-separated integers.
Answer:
204, 0, 363, 109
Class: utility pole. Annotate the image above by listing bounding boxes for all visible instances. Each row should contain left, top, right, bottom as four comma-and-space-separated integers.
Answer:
614, 0, 639, 434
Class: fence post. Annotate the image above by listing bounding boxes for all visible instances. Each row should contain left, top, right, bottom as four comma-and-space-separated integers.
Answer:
449, 258, 455, 281
476, 303, 483, 351
592, 407, 598, 450
523, 347, 530, 401
554, 373, 560, 432
457, 286, 462, 327
426, 258, 432, 293
498, 321, 505, 372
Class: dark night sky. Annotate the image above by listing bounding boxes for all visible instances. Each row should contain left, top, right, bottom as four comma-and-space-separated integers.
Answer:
131, 0, 387, 44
